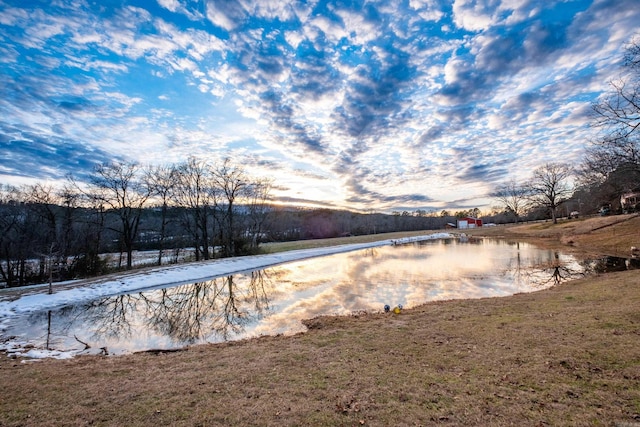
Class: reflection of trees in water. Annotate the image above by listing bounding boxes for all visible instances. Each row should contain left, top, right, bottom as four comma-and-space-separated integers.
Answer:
248, 270, 271, 313
27, 243, 606, 353
25, 304, 87, 350
526, 251, 587, 288
531, 254, 640, 286
73, 269, 275, 347
501, 245, 587, 289
139, 281, 223, 343
361, 247, 378, 257
590, 256, 640, 273
503, 242, 525, 288
84, 294, 138, 339
524, 253, 639, 286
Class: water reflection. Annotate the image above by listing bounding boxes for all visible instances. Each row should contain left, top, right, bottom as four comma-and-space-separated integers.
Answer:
591, 255, 640, 273
3, 238, 621, 355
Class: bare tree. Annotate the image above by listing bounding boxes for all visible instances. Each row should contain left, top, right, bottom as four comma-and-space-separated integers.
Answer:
22, 183, 64, 282
529, 163, 574, 224
144, 164, 177, 265
0, 184, 25, 286
173, 157, 213, 261
85, 162, 150, 269
212, 158, 248, 257
586, 36, 640, 191
492, 180, 530, 223
57, 184, 80, 264
73, 182, 110, 276
244, 178, 273, 252
592, 37, 640, 143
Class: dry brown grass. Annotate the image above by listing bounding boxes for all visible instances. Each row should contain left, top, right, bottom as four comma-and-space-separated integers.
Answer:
2, 217, 640, 426
468, 214, 640, 256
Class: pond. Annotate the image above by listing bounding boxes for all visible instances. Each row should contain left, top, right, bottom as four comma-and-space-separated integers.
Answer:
0, 237, 619, 356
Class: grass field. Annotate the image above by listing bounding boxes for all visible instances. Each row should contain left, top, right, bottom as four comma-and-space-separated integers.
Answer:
1, 216, 639, 426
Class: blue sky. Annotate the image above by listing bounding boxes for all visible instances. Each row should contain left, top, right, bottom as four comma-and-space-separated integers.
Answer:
0, 0, 638, 212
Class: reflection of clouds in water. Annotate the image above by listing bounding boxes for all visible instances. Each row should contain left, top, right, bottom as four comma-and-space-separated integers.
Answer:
227, 243, 577, 339
346, 242, 500, 283
251, 280, 364, 337
254, 239, 565, 336
5, 239, 588, 355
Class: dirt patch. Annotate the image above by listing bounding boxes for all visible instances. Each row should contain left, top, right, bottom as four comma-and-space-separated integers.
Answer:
1, 217, 640, 426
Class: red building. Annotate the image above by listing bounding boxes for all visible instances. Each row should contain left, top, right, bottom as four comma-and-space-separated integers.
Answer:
457, 217, 483, 229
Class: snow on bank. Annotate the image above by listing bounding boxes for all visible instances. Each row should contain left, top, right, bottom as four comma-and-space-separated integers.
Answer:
1, 340, 78, 361
0, 233, 452, 333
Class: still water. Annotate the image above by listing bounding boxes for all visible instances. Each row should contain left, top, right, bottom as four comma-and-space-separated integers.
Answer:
3, 238, 595, 355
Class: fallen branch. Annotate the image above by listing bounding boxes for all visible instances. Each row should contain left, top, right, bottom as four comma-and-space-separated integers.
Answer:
134, 348, 188, 355
74, 335, 91, 350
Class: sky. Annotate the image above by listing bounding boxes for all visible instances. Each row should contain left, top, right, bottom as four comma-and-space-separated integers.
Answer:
0, 0, 638, 213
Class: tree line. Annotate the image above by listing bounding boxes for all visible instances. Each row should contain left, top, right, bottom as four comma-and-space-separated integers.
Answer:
0, 157, 272, 287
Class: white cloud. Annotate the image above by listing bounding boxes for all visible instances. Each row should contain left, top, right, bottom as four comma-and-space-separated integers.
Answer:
79, 59, 129, 73
499, 0, 536, 25
24, 21, 66, 48
154, 19, 226, 60
452, 0, 496, 31
205, 0, 245, 31
285, 30, 304, 49
333, 9, 379, 45
70, 30, 104, 46
0, 5, 29, 26
309, 15, 348, 43
156, 0, 204, 20
209, 85, 225, 98
0, 44, 19, 63
2, 0, 640, 212
157, 0, 180, 12
242, 0, 297, 21
409, 0, 445, 22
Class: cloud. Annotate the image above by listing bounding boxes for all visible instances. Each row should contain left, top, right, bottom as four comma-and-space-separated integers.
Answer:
290, 40, 341, 99
409, 0, 446, 22
452, 0, 497, 31
259, 90, 327, 155
418, 124, 447, 145
331, 46, 417, 138
205, 0, 247, 31
457, 161, 509, 184
333, 7, 380, 46
271, 195, 338, 209
156, 0, 204, 20
0, 122, 116, 182
345, 184, 434, 207
249, 1, 300, 22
